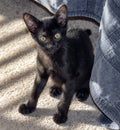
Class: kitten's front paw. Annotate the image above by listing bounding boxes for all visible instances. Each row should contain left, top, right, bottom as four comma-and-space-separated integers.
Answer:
19, 104, 35, 114
50, 86, 62, 97
76, 89, 89, 102
53, 113, 67, 124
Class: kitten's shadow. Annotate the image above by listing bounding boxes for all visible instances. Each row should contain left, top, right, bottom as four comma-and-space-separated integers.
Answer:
26, 96, 99, 126
28, 107, 100, 127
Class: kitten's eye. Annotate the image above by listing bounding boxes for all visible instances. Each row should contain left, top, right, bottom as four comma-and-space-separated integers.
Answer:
54, 33, 61, 39
40, 36, 46, 42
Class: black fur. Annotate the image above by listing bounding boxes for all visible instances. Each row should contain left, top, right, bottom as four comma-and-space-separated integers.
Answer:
19, 5, 94, 124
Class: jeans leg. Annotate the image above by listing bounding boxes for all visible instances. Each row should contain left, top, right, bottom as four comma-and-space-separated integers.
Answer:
90, 0, 120, 127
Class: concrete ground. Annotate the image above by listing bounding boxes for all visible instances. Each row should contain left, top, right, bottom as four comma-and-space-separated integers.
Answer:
0, 0, 107, 130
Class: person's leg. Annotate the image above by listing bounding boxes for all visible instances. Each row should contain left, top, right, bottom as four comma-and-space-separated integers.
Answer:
99, 114, 119, 130
32, 0, 105, 23
90, 0, 120, 129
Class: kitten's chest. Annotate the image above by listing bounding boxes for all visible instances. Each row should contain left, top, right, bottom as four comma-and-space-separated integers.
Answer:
37, 49, 53, 72
37, 48, 65, 77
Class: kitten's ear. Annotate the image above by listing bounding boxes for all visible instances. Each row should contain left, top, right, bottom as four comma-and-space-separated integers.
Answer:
23, 13, 42, 33
55, 4, 68, 27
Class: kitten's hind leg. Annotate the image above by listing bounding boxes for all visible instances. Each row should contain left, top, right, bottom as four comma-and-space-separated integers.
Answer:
19, 71, 48, 114
50, 85, 62, 97
49, 74, 63, 98
76, 80, 90, 102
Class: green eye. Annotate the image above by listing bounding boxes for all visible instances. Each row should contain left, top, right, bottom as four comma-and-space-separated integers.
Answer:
40, 36, 46, 42
54, 33, 61, 39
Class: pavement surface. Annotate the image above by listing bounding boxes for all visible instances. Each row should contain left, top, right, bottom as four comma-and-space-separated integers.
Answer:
0, 0, 107, 130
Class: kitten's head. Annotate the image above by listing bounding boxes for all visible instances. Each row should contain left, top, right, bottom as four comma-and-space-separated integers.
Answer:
23, 5, 68, 54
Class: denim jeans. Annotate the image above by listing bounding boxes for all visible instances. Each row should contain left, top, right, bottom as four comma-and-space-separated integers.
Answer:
34, 0, 105, 22
34, 0, 120, 126
90, 0, 120, 126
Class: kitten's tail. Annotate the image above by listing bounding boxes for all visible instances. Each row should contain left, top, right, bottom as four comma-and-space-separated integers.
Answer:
85, 29, 92, 36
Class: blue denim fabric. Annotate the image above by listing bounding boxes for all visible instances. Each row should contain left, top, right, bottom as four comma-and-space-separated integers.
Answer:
34, 0, 105, 22
90, 0, 120, 126
33, 0, 120, 126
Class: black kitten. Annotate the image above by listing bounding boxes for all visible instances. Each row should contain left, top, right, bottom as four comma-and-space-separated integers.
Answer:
19, 5, 94, 124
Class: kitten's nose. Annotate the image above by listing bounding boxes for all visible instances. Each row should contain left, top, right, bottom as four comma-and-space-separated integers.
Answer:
47, 44, 52, 49
52, 41, 56, 45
